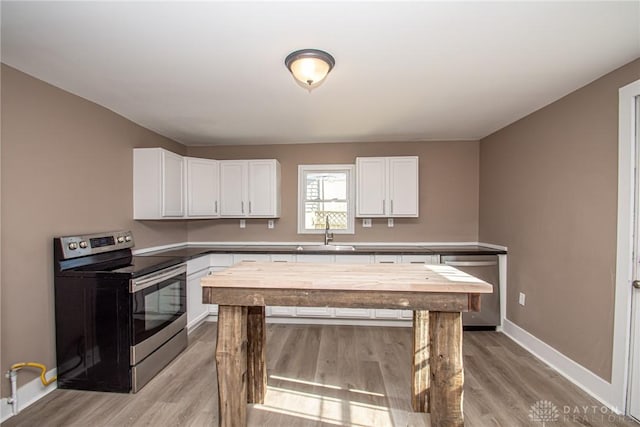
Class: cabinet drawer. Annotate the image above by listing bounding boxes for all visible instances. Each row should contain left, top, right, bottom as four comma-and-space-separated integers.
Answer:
374, 309, 401, 319
401, 255, 439, 265
232, 254, 271, 263
296, 307, 333, 317
269, 306, 296, 317
270, 254, 295, 263
187, 255, 210, 275
335, 255, 371, 264
335, 308, 371, 318
296, 254, 335, 263
210, 254, 233, 267
374, 255, 400, 264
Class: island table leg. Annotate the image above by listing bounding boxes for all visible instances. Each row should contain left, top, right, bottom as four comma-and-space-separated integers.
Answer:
430, 311, 464, 427
247, 306, 266, 403
412, 310, 430, 412
215, 305, 248, 427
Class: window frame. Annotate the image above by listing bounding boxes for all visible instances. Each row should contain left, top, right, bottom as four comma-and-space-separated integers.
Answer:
297, 164, 355, 235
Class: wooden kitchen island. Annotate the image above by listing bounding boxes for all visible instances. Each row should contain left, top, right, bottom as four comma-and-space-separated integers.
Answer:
201, 261, 493, 427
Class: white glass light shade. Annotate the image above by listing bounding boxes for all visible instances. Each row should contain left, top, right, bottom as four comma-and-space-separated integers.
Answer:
285, 49, 335, 91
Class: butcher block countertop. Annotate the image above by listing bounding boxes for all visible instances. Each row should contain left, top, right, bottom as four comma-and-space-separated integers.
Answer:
201, 261, 492, 312
202, 261, 493, 294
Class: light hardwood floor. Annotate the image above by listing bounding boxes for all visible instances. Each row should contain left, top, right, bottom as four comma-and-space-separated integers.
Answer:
2, 322, 638, 427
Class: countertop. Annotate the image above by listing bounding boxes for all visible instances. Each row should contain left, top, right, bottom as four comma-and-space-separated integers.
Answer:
138, 243, 506, 262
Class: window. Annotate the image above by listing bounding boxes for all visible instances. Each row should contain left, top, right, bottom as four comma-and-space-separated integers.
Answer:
297, 164, 355, 234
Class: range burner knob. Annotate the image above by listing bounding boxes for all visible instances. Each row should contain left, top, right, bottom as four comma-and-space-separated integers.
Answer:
117, 236, 125, 243
125, 235, 132, 242
79, 241, 88, 249
68, 242, 78, 250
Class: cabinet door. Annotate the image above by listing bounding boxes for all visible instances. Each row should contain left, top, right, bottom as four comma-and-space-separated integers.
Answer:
270, 306, 296, 317
388, 157, 419, 217
187, 270, 209, 330
356, 157, 387, 217
294, 254, 334, 317
248, 160, 279, 217
208, 267, 229, 316
186, 158, 219, 217
219, 161, 247, 216
161, 150, 185, 217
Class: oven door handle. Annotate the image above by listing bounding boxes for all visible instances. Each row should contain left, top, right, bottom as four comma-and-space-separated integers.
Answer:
129, 264, 187, 293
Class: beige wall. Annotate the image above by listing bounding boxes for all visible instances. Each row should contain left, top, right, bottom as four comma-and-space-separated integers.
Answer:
186, 141, 480, 243
0, 65, 188, 394
479, 58, 640, 381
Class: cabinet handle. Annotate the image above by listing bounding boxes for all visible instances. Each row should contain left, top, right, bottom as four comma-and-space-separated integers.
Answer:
214, 200, 218, 213
241, 201, 244, 214
379, 261, 395, 264
249, 201, 252, 214
391, 200, 394, 214
383, 199, 386, 214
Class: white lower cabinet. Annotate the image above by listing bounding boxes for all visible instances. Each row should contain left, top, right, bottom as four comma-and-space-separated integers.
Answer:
267, 254, 296, 316
207, 254, 234, 316
186, 256, 212, 330
193, 250, 432, 324
294, 254, 334, 317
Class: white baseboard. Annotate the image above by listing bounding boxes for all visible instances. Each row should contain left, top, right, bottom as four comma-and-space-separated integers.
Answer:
502, 319, 621, 413
186, 311, 210, 333
1, 368, 58, 423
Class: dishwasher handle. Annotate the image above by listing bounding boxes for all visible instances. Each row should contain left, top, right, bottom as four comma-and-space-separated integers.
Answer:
443, 260, 497, 267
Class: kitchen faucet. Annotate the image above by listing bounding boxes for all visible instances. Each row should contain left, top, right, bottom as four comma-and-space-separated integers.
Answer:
324, 217, 334, 245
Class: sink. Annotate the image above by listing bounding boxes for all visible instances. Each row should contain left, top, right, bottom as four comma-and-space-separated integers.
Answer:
296, 244, 356, 251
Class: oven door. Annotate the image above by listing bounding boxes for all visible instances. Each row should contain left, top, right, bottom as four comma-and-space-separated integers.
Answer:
129, 263, 187, 365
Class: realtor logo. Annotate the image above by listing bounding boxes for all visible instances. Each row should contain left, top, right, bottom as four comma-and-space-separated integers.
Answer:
529, 400, 560, 426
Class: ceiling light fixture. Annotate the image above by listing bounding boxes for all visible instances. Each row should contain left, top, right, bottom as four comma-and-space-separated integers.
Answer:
285, 49, 335, 92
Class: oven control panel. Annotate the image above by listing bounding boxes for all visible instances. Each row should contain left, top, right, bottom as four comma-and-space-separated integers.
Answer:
57, 230, 134, 259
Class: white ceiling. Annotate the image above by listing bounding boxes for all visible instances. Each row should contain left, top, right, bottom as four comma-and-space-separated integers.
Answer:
2, 1, 639, 146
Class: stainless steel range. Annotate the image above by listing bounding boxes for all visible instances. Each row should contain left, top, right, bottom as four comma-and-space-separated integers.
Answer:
53, 230, 187, 393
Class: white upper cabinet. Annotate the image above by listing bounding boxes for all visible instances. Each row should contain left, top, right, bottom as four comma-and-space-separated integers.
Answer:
356, 156, 419, 217
248, 160, 281, 217
388, 157, 419, 217
220, 159, 281, 218
134, 148, 185, 219
219, 161, 247, 216
185, 157, 219, 218
356, 157, 387, 216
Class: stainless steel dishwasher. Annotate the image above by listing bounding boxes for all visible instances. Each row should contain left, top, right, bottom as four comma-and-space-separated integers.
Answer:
440, 254, 500, 328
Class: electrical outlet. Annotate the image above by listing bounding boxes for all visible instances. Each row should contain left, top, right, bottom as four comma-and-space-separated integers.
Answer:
239, 219, 246, 229
362, 218, 372, 228
268, 220, 274, 229
519, 292, 526, 306
388, 218, 394, 228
